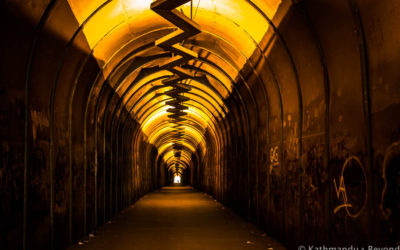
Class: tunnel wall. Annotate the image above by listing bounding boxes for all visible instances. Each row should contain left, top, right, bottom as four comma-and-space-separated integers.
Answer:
0, 1, 160, 249
1, 0, 399, 249
195, 0, 400, 247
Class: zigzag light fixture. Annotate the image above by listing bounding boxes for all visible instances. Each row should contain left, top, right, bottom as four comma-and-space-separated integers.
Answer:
150, 0, 202, 177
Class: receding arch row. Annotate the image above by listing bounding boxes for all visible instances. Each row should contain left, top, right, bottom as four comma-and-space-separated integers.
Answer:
86, 34, 256, 178
6, 0, 391, 248
64, 4, 278, 225
21, 1, 296, 248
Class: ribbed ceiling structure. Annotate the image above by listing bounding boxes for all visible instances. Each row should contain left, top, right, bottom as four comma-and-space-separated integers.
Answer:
61, 0, 281, 177
2, 0, 399, 249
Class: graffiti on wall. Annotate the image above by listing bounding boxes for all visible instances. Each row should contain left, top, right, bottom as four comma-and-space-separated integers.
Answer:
269, 146, 279, 173
333, 156, 367, 218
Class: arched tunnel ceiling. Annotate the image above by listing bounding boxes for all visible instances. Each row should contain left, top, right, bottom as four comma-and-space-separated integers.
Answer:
61, 0, 282, 175
3, 0, 400, 247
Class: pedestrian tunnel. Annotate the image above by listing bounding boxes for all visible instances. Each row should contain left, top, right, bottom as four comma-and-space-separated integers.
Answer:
0, 0, 399, 249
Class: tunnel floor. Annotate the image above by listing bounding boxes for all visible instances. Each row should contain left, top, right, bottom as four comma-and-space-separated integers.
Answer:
68, 186, 285, 250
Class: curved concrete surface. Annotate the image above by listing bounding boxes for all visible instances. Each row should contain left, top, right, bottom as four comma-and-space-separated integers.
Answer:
1, 0, 400, 249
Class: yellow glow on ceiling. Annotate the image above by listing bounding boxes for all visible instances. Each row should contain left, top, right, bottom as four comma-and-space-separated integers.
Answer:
157, 143, 196, 157
141, 106, 168, 133
67, 0, 107, 25
67, 0, 156, 48
142, 107, 210, 142
187, 107, 212, 127
64, 0, 282, 167
189, 83, 226, 112
169, 165, 185, 173
164, 151, 191, 165
188, 61, 233, 96
67, 0, 281, 61
125, 81, 170, 112
181, 0, 266, 43
185, 93, 222, 122
135, 96, 171, 122
150, 126, 204, 146
157, 142, 173, 154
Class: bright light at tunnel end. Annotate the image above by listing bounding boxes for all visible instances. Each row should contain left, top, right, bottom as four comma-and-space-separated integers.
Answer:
174, 175, 181, 184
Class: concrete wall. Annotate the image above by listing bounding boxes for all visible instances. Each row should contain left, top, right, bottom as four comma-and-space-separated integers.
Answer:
195, 0, 400, 247
0, 0, 399, 249
0, 1, 159, 249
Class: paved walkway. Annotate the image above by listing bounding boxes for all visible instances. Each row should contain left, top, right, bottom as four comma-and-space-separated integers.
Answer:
68, 186, 285, 250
